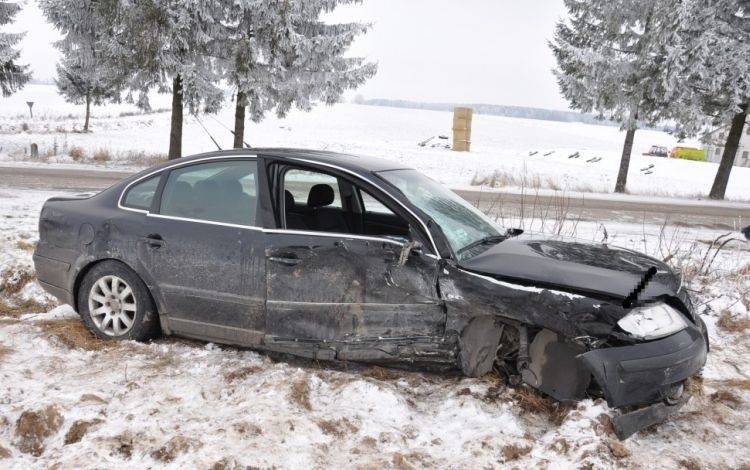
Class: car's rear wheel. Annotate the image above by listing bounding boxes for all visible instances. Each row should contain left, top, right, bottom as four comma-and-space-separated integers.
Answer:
78, 260, 160, 341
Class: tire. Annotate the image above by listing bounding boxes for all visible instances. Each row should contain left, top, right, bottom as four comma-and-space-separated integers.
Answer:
458, 317, 504, 378
77, 260, 160, 341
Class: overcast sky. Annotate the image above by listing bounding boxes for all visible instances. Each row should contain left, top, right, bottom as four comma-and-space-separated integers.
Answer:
9, 0, 571, 111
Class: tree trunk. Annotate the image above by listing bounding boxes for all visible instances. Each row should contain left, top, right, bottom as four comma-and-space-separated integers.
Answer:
709, 103, 747, 200
614, 127, 637, 193
83, 92, 91, 133
169, 75, 183, 160
234, 91, 246, 149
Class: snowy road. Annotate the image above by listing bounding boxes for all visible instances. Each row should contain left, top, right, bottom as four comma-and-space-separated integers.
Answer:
1, 164, 748, 229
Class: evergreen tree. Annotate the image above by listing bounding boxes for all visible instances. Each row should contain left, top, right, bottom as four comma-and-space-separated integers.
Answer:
223, 0, 376, 148
0, 1, 30, 96
667, 0, 750, 199
106, 0, 226, 159
41, 0, 123, 132
550, 0, 680, 193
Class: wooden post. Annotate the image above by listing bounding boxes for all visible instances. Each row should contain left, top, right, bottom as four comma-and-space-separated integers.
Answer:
452, 107, 473, 152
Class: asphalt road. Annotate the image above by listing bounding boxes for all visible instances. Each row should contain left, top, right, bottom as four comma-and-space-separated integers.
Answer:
2, 165, 748, 229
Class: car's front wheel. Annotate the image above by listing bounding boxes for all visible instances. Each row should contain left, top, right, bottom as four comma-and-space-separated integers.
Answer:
77, 260, 160, 341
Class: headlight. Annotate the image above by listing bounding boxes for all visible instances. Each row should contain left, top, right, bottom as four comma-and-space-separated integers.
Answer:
617, 303, 688, 340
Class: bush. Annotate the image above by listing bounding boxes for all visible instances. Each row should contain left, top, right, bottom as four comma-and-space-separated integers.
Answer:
92, 148, 111, 162
68, 146, 86, 161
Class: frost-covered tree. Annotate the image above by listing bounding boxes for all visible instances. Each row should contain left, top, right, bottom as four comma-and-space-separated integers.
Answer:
223, 0, 377, 148
550, 0, 681, 193
0, 1, 30, 96
106, 0, 226, 159
41, 0, 123, 132
667, 0, 750, 199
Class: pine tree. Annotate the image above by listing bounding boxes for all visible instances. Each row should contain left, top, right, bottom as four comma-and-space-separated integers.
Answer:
550, 0, 681, 193
41, 0, 123, 132
667, 0, 750, 200
106, 0, 226, 159
223, 0, 377, 148
0, 1, 30, 96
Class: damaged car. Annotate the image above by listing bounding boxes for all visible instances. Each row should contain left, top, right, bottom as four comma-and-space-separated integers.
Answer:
33, 149, 708, 439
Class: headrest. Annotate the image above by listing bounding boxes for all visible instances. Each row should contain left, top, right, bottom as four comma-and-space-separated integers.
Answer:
195, 179, 218, 193
285, 190, 295, 209
224, 179, 243, 195
307, 184, 334, 208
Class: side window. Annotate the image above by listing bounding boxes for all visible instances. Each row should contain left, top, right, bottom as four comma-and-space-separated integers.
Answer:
284, 169, 342, 208
123, 175, 160, 210
359, 189, 395, 216
282, 168, 348, 233
159, 160, 258, 226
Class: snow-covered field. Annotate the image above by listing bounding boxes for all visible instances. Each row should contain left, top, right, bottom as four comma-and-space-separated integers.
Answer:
2, 85, 749, 201
1, 188, 749, 468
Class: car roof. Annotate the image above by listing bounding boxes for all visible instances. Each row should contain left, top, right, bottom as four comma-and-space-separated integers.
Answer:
146, 148, 413, 175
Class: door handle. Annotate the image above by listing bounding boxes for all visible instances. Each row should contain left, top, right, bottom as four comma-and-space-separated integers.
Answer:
140, 234, 165, 248
269, 254, 301, 266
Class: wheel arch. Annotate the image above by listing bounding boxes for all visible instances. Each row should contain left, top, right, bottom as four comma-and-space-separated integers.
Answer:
72, 257, 147, 312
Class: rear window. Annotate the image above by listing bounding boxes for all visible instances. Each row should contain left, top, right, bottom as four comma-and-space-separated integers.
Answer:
123, 175, 160, 210
159, 160, 259, 226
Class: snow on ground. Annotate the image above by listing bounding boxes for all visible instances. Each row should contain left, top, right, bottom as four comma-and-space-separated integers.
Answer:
1, 189, 749, 468
2, 85, 749, 201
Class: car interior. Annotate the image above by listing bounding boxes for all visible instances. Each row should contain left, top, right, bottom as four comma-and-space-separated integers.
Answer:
280, 167, 410, 239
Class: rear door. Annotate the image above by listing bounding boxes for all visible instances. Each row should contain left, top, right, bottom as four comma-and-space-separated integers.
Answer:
136, 158, 266, 346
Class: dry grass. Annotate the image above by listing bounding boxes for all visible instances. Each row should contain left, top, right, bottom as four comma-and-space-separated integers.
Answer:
0, 266, 35, 296
121, 150, 167, 166
91, 148, 112, 162
717, 310, 750, 333
150, 436, 198, 463
34, 318, 109, 351
679, 458, 702, 470
0, 343, 14, 362
14, 405, 63, 456
316, 417, 358, 438
289, 378, 312, 411
0, 298, 56, 317
14, 239, 36, 252
685, 375, 706, 399
714, 378, 750, 390
362, 366, 401, 381
68, 146, 86, 161
501, 443, 532, 462
224, 365, 261, 383
709, 390, 744, 409
64, 418, 103, 445
510, 385, 573, 425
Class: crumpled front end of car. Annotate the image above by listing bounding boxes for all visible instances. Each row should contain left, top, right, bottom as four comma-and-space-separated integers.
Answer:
441, 263, 709, 440
517, 297, 708, 439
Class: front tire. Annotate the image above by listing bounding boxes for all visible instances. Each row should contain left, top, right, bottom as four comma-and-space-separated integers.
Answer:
77, 260, 160, 341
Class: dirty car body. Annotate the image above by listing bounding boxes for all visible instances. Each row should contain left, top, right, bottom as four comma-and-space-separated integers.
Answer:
34, 149, 708, 439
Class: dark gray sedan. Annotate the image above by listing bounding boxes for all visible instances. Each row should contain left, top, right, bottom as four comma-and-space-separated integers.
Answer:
34, 149, 708, 439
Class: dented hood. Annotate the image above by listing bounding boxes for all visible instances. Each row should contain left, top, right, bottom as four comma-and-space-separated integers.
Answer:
459, 237, 680, 301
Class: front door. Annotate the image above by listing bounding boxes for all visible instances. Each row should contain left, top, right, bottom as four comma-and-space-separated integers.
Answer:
137, 158, 266, 346
264, 164, 444, 349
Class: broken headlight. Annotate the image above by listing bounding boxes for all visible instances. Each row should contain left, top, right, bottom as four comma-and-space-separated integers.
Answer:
617, 303, 688, 340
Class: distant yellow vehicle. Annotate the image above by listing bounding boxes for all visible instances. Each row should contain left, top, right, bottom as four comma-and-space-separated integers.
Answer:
670, 147, 706, 161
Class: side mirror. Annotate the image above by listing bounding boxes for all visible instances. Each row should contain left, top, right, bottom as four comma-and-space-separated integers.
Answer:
398, 240, 423, 265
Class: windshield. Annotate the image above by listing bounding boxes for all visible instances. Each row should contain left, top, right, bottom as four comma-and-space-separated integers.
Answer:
377, 169, 504, 258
